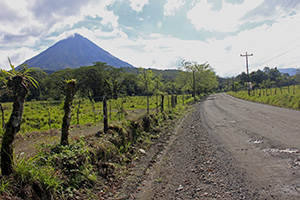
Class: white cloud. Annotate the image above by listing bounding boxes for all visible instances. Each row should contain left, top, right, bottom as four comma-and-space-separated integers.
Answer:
187, 0, 264, 32
104, 5, 300, 77
128, 0, 149, 12
0, 0, 32, 35
0, 47, 38, 70
0, 0, 124, 66
164, 0, 185, 16
81, 0, 119, 28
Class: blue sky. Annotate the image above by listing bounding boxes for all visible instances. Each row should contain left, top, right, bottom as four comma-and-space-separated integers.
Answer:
1, 0, 300, 76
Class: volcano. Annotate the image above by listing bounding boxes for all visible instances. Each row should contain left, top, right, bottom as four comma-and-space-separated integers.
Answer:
22, 33, 134, 71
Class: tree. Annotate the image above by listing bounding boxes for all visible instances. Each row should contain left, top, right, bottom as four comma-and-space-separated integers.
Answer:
199, 64, 218, 93
250, 69, 266, 88
137, 68, 155, 115
178, 61, 197, 99
238, 72, 248, 87
75, 62, 110, 102
179, 60, 217, 101
153, 75, 163, 113
1, 58, 38, 175
105, 67, 130, 99
61, 79, 76, 146
40, 68, 74, 100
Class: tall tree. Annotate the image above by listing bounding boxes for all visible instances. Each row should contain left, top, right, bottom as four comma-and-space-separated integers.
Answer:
105, 67, 129, 99
40, 68, 74, 100
76, 62, 110, 102
179, 60, 217, 100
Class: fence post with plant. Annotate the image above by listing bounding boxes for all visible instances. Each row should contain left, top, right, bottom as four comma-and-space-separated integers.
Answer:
61, 79, 76, 146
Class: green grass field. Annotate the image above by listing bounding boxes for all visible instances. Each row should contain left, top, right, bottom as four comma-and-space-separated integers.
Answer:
0, 94, 193, 136
228, 85, 300, 110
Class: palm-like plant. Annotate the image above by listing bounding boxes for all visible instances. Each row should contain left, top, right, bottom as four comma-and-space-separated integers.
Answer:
1, 57, 39, 88
1, 57, 39, 175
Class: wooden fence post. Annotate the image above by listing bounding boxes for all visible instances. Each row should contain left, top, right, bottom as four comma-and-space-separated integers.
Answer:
161, 94, 164, 112
76, 99, 81, 125
103, 93, 108, 134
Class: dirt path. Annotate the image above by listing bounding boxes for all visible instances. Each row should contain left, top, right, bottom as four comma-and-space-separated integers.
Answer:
115, 93, 300, 199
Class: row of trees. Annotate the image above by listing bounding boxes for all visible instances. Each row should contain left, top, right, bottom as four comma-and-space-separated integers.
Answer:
0, 61, 218, 103
218, 67, 300, 92
0, 59, 218, 176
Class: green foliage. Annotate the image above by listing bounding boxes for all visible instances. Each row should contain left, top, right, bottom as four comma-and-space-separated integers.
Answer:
179, 60, 217, 96
0, 176, 12, 197
3, 62, 217, 101
137, 68, 155, 94
0, 93, 196, 137
0, 154, 62, 199
228, 85, 300, 110
14, 155, 62, 193
105, 67, 130, 99
75, 63, 110, 102
40, 69, 75, 100
41, 139, 95, 189
231, 67, 297, 92
1, 57, 41, 89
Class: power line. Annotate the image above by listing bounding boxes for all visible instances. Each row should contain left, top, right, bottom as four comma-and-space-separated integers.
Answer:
248, 0, 300, 49
249, 0, 300, 68
284, 0, 300, 16
253, 35, 300, 65
264, 0, 294, 31
254, 43, 300, 67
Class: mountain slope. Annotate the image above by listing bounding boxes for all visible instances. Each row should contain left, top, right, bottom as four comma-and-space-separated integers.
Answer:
22, 33, 134, 71
278, 68, 298, 76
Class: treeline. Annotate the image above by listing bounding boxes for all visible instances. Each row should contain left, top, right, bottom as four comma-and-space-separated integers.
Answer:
0, 61, 218, 102
218, 67, 300, 92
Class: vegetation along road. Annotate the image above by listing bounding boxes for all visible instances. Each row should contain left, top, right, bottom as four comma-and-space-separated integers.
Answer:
118, 93, 300, 199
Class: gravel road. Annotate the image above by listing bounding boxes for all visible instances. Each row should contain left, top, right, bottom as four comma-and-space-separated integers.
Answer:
119, 93, 300, 199
201, 93, 300, 199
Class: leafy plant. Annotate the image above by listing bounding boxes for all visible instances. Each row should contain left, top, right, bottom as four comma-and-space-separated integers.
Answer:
1, 57, 40, 89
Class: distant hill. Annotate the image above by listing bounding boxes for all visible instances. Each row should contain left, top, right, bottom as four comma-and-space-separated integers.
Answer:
278, 68, 298, 76
21, 33, 134, 71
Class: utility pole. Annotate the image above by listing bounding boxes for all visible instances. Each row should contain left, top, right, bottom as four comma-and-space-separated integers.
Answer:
240, 52, 253, 96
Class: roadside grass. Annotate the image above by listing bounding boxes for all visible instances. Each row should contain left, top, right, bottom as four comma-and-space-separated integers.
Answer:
0, 94, 195, 199
228, 85, 300, 110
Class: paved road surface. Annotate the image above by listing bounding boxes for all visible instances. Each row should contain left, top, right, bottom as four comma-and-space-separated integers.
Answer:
201, 93, 300, 199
